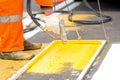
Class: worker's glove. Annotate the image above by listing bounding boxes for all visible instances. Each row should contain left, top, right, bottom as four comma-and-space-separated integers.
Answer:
44, 15, 60, 34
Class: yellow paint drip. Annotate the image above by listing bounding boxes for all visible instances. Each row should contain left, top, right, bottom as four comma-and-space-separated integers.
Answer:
27, 40, 102, 74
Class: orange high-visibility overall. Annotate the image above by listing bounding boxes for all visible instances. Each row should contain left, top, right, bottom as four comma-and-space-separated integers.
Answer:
35, 0, 64, 6
0, 0, 24, 52
0, 0, 54, 52
35, 0, 53, 6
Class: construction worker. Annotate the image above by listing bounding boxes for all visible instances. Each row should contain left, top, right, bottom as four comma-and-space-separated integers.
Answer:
0, 0, 55, 60
0, 0, 64, 60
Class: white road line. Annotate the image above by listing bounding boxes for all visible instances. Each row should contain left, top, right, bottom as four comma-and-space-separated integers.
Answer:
54, 0, 74, 10
22, 16, 33, 29
92, 44, 120, 80
63, 2, 81, 11
24, 27, 41, 39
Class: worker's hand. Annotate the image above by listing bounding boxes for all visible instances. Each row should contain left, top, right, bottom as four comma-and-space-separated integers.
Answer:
40, 6, 53, 16
44, 9, 53, 16
44, 15, 60, 34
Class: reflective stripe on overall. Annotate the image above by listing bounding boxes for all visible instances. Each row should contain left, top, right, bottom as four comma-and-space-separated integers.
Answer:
0, 0, 24, 52
0, 15, 22, 22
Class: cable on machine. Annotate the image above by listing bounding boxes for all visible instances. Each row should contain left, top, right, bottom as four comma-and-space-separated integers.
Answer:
68, 0, 112, 24
26, 0, 56, 39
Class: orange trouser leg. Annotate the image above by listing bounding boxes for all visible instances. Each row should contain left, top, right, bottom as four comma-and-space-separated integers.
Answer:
0, 0, 24, 52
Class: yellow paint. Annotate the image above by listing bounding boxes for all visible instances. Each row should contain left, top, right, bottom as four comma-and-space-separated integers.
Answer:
57, 14, 96, 26
27, 40, 102, 74
0, 60, 28, 80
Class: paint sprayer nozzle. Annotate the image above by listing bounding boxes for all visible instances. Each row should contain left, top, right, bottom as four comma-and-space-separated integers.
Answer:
59, 19, 67, 44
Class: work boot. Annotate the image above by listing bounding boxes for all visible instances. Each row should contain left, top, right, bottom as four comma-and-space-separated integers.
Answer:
0, 51, 34, 60
24, 41, 42, 50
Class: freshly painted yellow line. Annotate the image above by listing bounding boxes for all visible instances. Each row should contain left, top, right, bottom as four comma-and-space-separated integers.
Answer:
57, 14, 96, 26
26, 40, 102, 74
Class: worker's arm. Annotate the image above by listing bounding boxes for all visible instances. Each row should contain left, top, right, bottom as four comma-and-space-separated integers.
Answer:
34, 0, 63, 34
35, 0, 65, 16
35, 0, 65, 6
